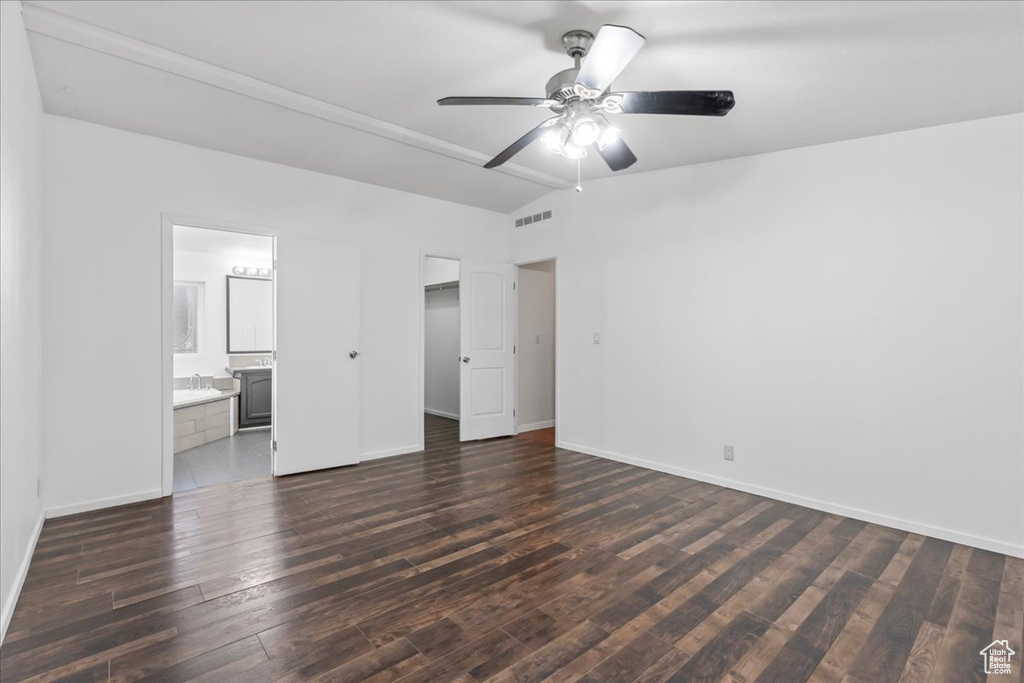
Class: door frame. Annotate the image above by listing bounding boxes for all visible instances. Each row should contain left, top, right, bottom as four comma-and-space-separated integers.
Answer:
160, 213, 280, 496
417, 251, 559, 448
514, 256, 559, 445
418, 249, 463, 451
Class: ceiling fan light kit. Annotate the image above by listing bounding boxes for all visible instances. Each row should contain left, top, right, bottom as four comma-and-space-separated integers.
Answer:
438, 24, 735, 177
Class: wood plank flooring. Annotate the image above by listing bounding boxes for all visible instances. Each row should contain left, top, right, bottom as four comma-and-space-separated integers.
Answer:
2, 414, 1020, 682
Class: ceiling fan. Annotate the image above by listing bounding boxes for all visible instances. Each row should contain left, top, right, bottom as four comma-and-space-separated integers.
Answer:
437, 25, 735, 173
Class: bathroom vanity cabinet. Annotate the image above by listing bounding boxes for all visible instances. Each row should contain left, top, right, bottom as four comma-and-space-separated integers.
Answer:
229, 367, 272, 428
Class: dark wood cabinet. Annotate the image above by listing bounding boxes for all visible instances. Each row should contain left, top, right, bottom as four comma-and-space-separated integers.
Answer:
239, 369, 272, 427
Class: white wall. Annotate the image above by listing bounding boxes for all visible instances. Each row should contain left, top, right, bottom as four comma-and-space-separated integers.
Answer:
424, 285, 460, 419
517, 260, 556, 430
511, 114, 1024, 557
172, 247, 272, 378
0, 2, 45, 642
42, 115, 508, 515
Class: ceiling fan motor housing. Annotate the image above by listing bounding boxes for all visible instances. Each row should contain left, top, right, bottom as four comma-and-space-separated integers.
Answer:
545, 68, 582, 101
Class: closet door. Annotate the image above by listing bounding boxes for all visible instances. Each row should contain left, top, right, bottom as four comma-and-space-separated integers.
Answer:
459, 261, 516, 441
274, 236, 360, 474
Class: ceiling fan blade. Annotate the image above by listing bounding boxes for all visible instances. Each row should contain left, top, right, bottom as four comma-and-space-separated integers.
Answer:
438, 97, 556, 107
575, 25, 646, 93
613, 91, 735, 116
484, 118, 557, 169
598, 137, 638, 172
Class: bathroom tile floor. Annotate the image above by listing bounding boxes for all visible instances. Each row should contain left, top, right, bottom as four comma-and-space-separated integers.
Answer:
173, 427, 272, 491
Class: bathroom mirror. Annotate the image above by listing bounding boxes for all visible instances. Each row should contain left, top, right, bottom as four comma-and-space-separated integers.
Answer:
226, 276, 272, 353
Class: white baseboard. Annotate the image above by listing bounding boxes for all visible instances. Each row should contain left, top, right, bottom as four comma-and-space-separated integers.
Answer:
359, 444, 423, 462
424, 408, 459, 421
45, 489, 163, 519
558, 440, 1024, 559
1, 513, 44, 645
518, 420, 555, 433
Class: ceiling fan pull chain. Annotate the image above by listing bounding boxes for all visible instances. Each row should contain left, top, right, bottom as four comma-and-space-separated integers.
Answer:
575, 158, 583, 192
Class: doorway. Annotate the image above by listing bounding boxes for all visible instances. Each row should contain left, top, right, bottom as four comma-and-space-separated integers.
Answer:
163, 219, 363, 493
423, 256, 460, 448
516, 259, 556, 445
420, 254, 546, 449
169, 224, 275, 491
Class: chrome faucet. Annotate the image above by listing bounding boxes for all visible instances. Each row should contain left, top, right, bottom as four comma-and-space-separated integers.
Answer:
189, 373, 202, 390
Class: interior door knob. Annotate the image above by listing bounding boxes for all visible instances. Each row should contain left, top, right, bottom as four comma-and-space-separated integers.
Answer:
349, 350, 360, 359
461, 356, 470, 363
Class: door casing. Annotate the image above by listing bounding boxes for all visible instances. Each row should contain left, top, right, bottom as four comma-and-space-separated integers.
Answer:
514, 257, 558, 443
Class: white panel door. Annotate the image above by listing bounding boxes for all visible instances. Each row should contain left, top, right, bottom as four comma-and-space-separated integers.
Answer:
459, 261, 516, 441
274, 236, 360, 475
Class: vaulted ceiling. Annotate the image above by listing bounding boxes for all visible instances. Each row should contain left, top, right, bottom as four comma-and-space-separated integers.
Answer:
22, 1, 1024, 213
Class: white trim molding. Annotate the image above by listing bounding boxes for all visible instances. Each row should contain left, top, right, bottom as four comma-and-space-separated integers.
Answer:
45, 489, 163, 519
559, 440, 1024, 559
518, 420, 554, 433
0, 514, 44, 645
21, 4, 570, 192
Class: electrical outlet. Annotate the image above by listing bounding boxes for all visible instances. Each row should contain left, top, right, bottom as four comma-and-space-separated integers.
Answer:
724, 446, 734, 461
535, 334, 540, 344
37, 477, 41, 498
593, 333, 600, 345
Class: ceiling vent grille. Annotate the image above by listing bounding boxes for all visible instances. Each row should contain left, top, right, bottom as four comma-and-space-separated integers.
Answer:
514, 210, 553, 228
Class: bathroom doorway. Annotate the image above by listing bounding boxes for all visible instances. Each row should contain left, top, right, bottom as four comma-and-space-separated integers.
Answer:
423, 256, 460, 448
168, 224, 275, 492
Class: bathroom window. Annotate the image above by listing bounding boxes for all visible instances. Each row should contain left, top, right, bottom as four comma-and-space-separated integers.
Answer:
173, 282, 203, 355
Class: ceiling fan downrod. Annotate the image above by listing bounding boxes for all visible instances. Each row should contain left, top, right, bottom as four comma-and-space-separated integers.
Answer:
561, 29, 594, 69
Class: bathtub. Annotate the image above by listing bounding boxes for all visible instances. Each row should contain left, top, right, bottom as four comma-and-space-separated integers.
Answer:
172, 387, 224, 407
172, 383, 241, 454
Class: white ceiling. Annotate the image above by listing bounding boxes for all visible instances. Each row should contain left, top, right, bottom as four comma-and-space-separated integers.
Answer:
22, 1, 1024, 213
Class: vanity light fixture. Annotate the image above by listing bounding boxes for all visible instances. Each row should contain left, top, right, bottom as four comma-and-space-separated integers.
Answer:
232, 265, 272, 278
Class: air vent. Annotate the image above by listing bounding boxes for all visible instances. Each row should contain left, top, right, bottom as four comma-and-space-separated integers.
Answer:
514, 209, 553, 228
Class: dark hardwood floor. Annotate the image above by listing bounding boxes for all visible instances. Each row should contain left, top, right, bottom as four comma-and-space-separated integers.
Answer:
2, 415, 1020, 682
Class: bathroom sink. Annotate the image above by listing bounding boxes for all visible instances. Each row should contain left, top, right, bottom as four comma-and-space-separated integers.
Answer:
173, 388, 223, 405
